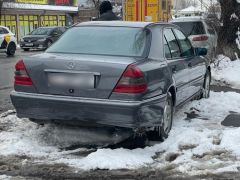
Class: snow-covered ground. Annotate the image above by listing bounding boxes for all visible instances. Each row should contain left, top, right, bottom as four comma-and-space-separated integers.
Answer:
1, 91, 240, 176
212, 55, 240, 88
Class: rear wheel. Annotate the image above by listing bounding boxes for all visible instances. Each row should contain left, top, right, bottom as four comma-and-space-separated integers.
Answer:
147, 92, 173, 142
6, 42, 16, 56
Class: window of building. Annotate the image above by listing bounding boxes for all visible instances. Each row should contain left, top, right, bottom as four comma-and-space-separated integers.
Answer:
162, 0, 167, 10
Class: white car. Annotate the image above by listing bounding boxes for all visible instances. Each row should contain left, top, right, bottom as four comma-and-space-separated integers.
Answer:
170, 17, 218, 60
0, 26, 17, 56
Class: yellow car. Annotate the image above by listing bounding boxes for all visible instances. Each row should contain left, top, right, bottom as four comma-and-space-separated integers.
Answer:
0, 26, 17, 56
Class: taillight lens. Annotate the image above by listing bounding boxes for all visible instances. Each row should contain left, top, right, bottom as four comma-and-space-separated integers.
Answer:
14, 60, 33, 85
192, 35, 209, 41
113, 64, 147, 93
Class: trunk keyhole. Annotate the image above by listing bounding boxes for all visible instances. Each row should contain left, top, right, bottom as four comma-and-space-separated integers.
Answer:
69, 89, 74, 93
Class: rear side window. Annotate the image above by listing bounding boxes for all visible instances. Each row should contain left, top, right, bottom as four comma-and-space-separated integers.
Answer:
173, 29, 194, 58
173, 21, 206, 36
164, 28, 181, 59
164, 37, 171, 59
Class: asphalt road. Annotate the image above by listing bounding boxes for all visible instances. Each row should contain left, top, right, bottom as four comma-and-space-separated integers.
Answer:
0, 49, 40, 113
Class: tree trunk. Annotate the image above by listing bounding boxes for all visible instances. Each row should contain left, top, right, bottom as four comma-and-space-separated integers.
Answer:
217, 0, 240, 60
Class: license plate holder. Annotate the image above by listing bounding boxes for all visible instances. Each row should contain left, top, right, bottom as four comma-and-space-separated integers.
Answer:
25, 43, 33, 46
48, 72, 95, 89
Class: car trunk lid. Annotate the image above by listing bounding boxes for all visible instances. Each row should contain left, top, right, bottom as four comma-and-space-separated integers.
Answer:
23, 53, 139, 99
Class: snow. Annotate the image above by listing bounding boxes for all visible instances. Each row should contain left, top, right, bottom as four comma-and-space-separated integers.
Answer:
1, 91, 240, 175
2, 2, 78, 12
0, 175, 12, 180
212, 55, 240, 88
180, 6, 204, 13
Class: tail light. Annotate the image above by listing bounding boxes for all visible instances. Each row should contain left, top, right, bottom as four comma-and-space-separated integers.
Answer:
14, 60, 33, 85
113, 64, 147, 93
192, 35, 209, 41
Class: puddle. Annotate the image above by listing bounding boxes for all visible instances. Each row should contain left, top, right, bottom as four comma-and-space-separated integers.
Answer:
221, 114, 240, 127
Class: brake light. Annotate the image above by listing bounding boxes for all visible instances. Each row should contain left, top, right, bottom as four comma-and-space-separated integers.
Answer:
192, 35, 209, 41
14, 60, 33, 85
113, 64, 147, 93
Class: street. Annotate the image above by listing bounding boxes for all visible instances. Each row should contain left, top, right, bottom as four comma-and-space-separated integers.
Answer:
0, 50, 39, 113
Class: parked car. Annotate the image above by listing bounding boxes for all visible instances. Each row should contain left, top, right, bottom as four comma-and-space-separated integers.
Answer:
11, 21, 211, 142
0, 26, 17, 56
20, 26, 66, 51
170, 16, 218, 60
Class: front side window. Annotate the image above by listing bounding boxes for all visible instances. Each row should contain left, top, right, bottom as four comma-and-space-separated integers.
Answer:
164, 28, 181, 59
47, 26, 150, 57
173, 29, 194, 58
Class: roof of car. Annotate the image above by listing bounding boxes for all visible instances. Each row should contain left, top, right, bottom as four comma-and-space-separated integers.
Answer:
76, 21, 154, 28
170, 16, 205, 22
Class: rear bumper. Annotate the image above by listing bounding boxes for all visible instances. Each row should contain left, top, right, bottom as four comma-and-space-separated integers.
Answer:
20, 42, 47, 49
11, 91, 166, 129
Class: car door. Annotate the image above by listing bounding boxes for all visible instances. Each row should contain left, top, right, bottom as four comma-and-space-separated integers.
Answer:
173, 28, 206, 96
164, 28, 190, 105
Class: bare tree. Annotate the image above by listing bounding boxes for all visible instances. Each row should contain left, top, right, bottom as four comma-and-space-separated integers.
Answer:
217, 0, 240, 60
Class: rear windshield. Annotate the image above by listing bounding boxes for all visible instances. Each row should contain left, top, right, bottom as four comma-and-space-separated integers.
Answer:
31, 28, 53, 35
172, 22, 206, 36
46, 26, 150, 57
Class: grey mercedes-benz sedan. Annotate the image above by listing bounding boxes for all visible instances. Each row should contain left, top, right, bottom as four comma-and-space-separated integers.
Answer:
11, 21, 211, 141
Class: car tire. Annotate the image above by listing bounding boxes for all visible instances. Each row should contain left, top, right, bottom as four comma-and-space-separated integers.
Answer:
23, 48, 30, 51
6, 42, 16, 56
201, 70, 211, 99
147, 92, 173, 142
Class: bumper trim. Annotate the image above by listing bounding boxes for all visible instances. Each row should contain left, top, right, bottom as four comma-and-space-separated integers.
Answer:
11, 91, 167, 128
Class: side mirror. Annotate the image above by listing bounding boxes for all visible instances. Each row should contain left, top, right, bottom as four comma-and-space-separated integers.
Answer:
195, 48, 208, 56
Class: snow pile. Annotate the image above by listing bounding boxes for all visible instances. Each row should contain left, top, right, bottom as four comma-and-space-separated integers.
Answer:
0, 175, 12, 180
212, 55, 240, 88
1, 92, 240, 175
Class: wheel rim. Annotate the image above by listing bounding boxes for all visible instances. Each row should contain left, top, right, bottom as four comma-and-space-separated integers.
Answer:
203, 75, 210, 98
163, 98, 172, 134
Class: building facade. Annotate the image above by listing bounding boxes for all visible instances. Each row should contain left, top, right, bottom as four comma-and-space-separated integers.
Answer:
123, 0, 172, 22
1, 0, 78, 41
